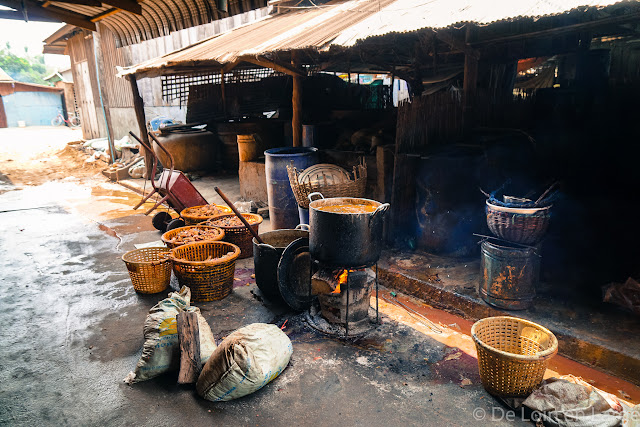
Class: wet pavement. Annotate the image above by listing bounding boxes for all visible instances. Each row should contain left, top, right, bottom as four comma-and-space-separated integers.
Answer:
1, 173, 534, 426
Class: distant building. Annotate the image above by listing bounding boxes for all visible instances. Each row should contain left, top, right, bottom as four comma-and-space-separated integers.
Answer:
44, 67, 78, 123
0, 67, 64, 128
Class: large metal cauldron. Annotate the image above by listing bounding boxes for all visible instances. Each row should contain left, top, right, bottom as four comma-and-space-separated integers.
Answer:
253, 227, 308, 300
308, 193, 390, 268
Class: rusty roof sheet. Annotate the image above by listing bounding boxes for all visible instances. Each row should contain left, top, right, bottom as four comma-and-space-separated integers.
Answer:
122, 0, 634, 77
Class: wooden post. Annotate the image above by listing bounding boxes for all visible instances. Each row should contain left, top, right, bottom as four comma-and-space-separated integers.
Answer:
462, 25, 479, 133
220, 69, 227, 118
127, 74, 153, 179
291, 51, 302, 147
176, 312, 201, 384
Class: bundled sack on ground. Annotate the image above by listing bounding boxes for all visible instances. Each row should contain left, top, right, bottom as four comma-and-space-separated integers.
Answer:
196, 323, 292, 401
124, 286, 217, 384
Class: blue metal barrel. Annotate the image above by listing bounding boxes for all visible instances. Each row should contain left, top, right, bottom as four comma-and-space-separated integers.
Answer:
480, 240, 540, 310
265, 147, 318, 229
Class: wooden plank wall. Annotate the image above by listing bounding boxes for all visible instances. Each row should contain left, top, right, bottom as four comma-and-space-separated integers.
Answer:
68, 31, 107, 140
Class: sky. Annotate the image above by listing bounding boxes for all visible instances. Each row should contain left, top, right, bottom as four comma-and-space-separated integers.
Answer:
0, 18, 71, 70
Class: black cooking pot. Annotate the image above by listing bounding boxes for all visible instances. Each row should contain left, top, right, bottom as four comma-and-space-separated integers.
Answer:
253, 227, 308, 299
308, 192, 390, 268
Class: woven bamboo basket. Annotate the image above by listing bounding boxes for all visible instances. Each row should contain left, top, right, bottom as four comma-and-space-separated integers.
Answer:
180, 204, 233, 226
203, 213, 263, 259
486, 201, 551, 245
288, 161, 367, 209
122, 247, 172, 294
472, 316, 558, 397
170, 241, 241, 301
161, 225, 225, 249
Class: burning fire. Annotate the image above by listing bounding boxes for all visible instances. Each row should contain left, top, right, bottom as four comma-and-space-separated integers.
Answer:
332, 270, 350, 294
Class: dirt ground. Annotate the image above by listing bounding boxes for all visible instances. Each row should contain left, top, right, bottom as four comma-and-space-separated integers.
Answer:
0, 126, 105, 189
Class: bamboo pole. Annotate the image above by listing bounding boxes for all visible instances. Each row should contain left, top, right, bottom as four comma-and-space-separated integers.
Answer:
291, 51, 302, 147
127, 74, 153, 179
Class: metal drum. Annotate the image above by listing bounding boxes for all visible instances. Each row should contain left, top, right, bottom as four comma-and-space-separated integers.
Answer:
265, 147, 318, 229
479, 240, 540, 310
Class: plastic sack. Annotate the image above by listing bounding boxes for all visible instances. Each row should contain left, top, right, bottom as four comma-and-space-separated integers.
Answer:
124, 286, 216, 384
196, 323, 292, 401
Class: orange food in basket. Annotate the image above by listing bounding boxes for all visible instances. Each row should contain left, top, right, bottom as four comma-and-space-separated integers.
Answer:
169, 228, 222, 245
185, 204, 230, 217
317, 204, 377, 214
209, 215, 260, 227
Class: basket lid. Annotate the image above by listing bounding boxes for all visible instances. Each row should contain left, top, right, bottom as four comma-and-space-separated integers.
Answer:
298, 164, 349, 185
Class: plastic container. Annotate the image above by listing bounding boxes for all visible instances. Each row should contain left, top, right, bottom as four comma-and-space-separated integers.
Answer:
265, 147, 318, 229
237, 134, 260, 162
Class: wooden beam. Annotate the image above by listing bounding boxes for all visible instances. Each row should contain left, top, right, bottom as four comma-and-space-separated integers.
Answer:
291, 51, 302, 147
128, 75, 153, 179
241, 55, 304, 77
0, 9, 57, 22
0, 0, 97, 30
101, 0, 142, 15
462, 25, 478, 133
221, 59, 242, 73
176, 312, 201, 385
45, 0, 102, 7
90, 8, 121, 22
435, 29, 480, 59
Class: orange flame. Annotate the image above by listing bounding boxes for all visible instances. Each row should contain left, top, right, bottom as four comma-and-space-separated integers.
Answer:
332, 270, 349, 294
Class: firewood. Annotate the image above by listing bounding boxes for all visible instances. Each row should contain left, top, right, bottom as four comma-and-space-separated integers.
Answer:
176, 311, 201, 385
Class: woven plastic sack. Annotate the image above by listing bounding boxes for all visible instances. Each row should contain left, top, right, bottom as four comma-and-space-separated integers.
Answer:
124, 286, 217, 384
196, 323, 292, 401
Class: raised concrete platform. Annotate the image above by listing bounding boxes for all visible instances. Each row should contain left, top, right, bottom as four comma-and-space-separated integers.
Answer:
377, 249, 640, 386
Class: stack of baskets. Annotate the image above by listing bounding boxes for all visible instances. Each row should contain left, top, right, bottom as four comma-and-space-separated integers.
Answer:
288, 160, 367, 210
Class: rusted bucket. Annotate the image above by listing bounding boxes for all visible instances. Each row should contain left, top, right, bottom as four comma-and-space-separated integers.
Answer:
479, 240, 540, 310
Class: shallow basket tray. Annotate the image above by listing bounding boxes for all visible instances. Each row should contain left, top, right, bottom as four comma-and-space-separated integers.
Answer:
169, 241, 240, 301
204, 213, 263, 259
121, 247, 172, 294
180, 204, 233, 226
471, 316, 558, 397
161, 225, 225, 249
486, 200, 551, 245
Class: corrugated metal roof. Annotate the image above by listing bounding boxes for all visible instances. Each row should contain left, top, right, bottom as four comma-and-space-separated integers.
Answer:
0, 67, 14, 83
122, 0, 636, 77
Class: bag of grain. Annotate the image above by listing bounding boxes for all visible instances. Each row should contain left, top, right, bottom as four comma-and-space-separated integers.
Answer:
124, 286, 216, 384
196, 323, 292, 401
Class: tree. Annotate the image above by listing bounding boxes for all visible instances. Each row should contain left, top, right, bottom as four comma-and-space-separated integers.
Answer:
0, 47, 53, 85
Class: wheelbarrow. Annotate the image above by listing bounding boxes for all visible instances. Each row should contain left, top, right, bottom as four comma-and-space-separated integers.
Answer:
129, 131, 208, 232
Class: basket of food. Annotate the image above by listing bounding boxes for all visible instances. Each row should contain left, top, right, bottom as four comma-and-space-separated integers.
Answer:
471, 316, 558, 397
122, 247, 172, 294
486, 200, 551, 245
169, 241, 241, 301
180, 204, 233, 226
204, 213, 263, 259
288, 160, 367, 210
161, 225, 225, 249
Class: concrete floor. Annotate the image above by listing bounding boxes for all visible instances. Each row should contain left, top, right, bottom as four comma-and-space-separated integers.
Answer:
0, 130, 636, 426
0, 160, 534, 426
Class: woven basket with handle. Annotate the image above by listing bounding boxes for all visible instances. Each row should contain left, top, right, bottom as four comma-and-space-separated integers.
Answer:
471, 316, 558, 397
122, 247, 172, 294
204, 213, 263, 259
288, 161, 367, 209
170, 241, 240, 301
486, 200, 551, 245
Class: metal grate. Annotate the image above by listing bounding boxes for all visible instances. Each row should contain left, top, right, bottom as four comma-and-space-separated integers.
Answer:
161, 66, 319, 105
